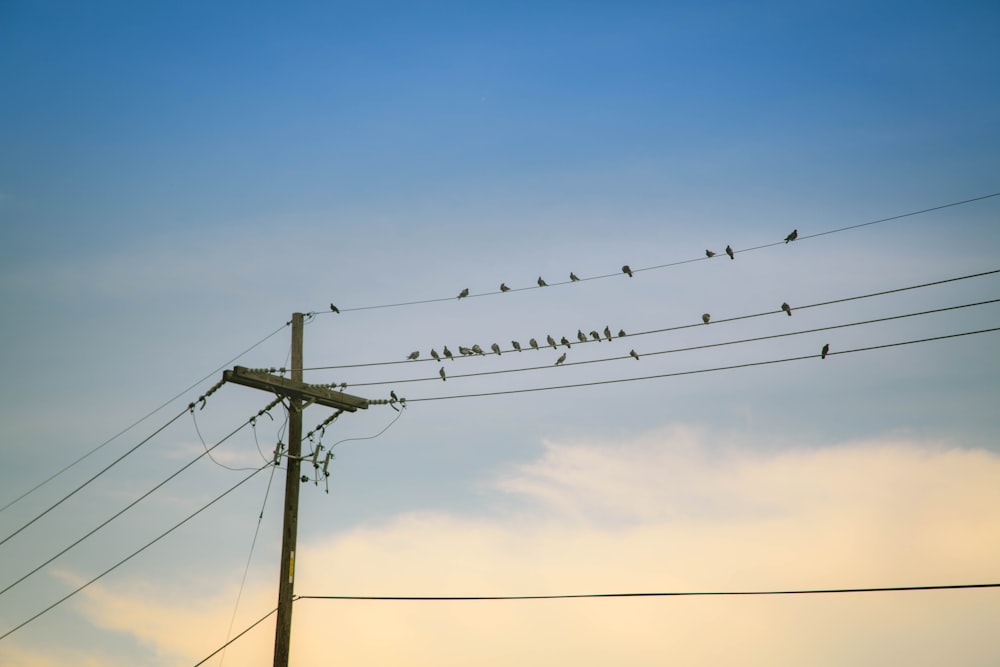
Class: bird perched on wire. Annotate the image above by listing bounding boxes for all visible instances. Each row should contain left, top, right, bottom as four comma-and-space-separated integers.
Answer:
785, 229, 798, 243
407, 351, 419, 360
329, 303, 340, 313
821, 343, 830, 360
457, 288, 469, 299
705, 250, 715, 258
590, 330, 601, 342
443, 346, 454, 360
472, 344, 485, 356
622, 265, 633, 277
577, 329, 587, 343
604, 326, 612, 341
390, 390, 399, 402
512, 340, 522, 352
629, 349, 640, 360
725, 245, 734, 260
547, 334, 557, 348
439, 367, 447, 381
430, 348, 441, 361
459, 346, 473, 356
781, 302, 792, 316
530, 338, 540, 350
702, 313, 710, 324
500, 283, 511, 292
537, 276, 548, 287
570, 272, 580, 281
560, 336, 572, 349
618, 329, 627, 338
555, 352, 566, 366
491, 343, 502, 355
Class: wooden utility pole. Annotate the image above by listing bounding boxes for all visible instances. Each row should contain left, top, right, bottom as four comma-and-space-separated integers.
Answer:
222, 313, 368, 667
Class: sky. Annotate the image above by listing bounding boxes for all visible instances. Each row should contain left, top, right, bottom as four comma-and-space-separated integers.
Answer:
1, 1, 999, 665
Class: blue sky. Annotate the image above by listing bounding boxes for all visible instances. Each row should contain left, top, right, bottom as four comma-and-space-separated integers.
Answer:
1, 1, 1000, 665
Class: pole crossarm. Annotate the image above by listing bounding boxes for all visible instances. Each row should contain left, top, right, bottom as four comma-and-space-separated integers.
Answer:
224, 366, 368, 412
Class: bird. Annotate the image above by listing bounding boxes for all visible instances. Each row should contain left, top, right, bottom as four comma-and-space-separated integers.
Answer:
622, 264, 633, 277
618, 329, 626, 338
705, 250, 715, 258
725, 245, 734, 260
430, 348, 441, 361
702, 313, 710, 324
500, 283, 511, 292
821, 343, 830, 360
785, 229, 798, 243
443, 346, 454, 360
530, 338, 539, 350
577, 329, 587, 343
390, 390, 398, 402
547, 334, 557, 348
407, 351, 419, 360
570, 272, 580, 281
491, 343, 501, 355
555, 352, 566, 366
590, 330, 601, 342
781, 302, 792, 316
459, 346, 473, 356
439, 367, 447, 381
537, 276, 548, 287
329, 303, 340, 313
629, 349, 639, 360
560, 336, 572, 349
472, 344, 485, 355
604, 326, 612, 341
457, 288, 469, 299
512, 340, 522, 352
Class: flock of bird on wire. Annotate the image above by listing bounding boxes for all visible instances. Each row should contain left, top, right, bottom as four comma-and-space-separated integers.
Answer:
331, 229, 831, 382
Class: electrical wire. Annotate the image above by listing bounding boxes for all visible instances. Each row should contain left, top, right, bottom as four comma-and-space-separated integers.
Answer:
0, 322, 289, 515
404, 326, 1000, 402
0, 462, 273, 642
191, 408, 262, 472
294, 582, 1000, 601
314, 193, 1000, 313
0, 406, 190, 549
0, 398, 283, 600
299, 268, 1000, 371
191, 607, 278, 667
339, 299, 1000, 388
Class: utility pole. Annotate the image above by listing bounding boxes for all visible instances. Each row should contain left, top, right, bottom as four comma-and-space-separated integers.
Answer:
222, 313, 369, 667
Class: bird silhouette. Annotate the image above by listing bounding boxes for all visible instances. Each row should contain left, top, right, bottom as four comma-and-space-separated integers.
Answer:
430, 348, 441, 361
570, 272, 580, 281
439, 367, 447, 381
459, 346, 473, 356
390, 390, 398, 402
329, 304, 340, 313
512, 340, 522, 352
702, 313, 710, 324
781, 302, 792, 316
604, 326, 612, 341
618, 329, 626, 338
472, 344, 485, 356
821, 343, 830, 359
561, 336, 572, 349
407, 351, 419, 360
555, 352, 566, 366
457, 288, 469, 299
500, 283, 511, 292
590, 330, 601, 342
785, 229, 798, 243
622, 265, 633, 277
547, 334, 557, 348
491, 343, 501, 355
537, 276, 548, 287
530, 338, 540, 350
577, 329, 587, 343
443, 346, 454, 360
629, 349, 639, 360
725, 245, 734, 260
705, 250, 715, 258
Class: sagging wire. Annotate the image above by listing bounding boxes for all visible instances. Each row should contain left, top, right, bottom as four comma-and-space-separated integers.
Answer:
302, 410, 346, 493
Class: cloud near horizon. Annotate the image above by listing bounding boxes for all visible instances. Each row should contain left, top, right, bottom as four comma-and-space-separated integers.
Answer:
5, 425, 999, 666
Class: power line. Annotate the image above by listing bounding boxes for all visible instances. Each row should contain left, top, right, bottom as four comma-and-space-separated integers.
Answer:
0, 322, 289, 515
336, 299, 1000, 388
191, 607, 278, 667
315, 193, 1000, 313
295, 582, 1000, 601
300, 268, 1000, 371
0, 398, 283, 601
404, 326, 1000, 402
0, 462, 273, 642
